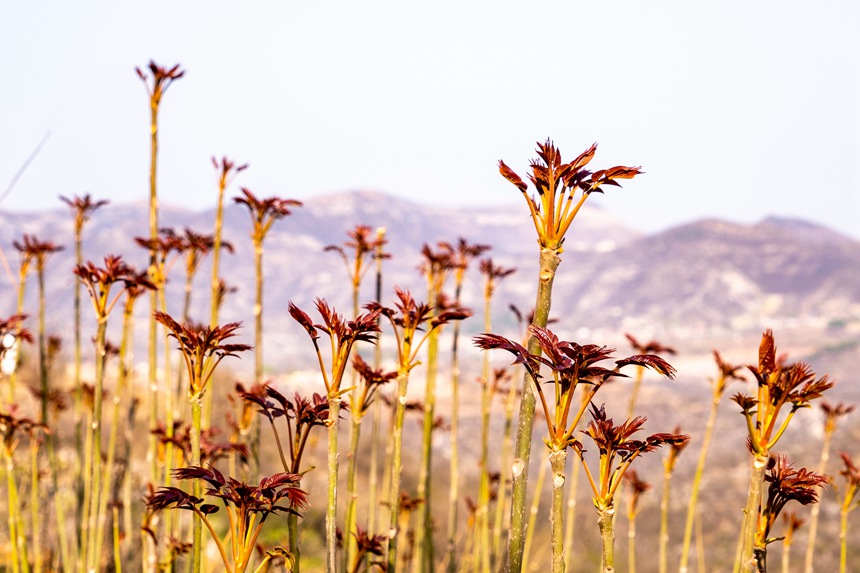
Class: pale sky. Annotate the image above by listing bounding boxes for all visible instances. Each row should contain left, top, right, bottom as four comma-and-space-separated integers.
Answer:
1, 2, 858, 238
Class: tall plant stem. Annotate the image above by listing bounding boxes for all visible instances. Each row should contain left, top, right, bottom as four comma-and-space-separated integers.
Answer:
32, 265, 48, 573
84, 317, 109, 571
327, 399, 342, 573
508, 247, 560, 572
190, 395, 203, 573
251, 241, 264, 475
387, 371, 410, 573
802, 426, 835, 573
475, 289, 493, 573
740, 454, 768, 572
67, 231, 86, 566
205, 184, 226, 431
158, 288, 175, 496
413, 323, 439, 573
521, 457, 547, 569
658, 462, 673, 573
562, 394, 592, 573
29, 440, 42, 573
4, 451, 22, 573
597, 505, 616, 573
366, 231, 386, 537
492, 376, 518, 570
367, 396, 382, 535
839, 507, 849, 573
445, 290, 464, 573
94, 302, 135, 568
549, 449, 568, 573
145, 96, 161, 503
680, 393, 722, 572
344, 414, 362, 572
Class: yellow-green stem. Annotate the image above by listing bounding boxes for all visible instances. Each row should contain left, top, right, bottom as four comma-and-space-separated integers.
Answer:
597, 504, 616, 573
30, 440, 42, 573
5, 452, 22, 573
113, 505, 122, 573
86, 317, 108, 571
387, 372, 410, 573
740, 455, 768, 572
327, 399, 341, 573
839, 507, 849, 573
803, 426, 834, 573
414, 323, 440, 573
680, 393, 721, 572
658, 463, 673, 573
521, 454, 547, 569
508, 247, 560, 573
190, 395, 203, 573
344, 415, 362, 571
476, 288, 493, 573
549, 449, 567, 573
492, 375, 518, 570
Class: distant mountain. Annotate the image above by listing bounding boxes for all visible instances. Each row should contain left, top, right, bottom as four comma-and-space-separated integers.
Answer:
2, 190, 858, 376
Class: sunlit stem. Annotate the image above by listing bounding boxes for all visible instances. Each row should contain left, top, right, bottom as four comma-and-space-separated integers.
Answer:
414, 310, 440, 573
508, 247, 560, 572
740, 454, 768, 572
491, 372, 519, 570
680, 391, 723, 573
387, 369, 410, 573
445, 278, 465, 573
190, 394, 203, 573
597, 504, 616, 573
85, 316, 109, 571
326, 399, 341, 573
521, 454, 548, 569
803, 420, 836, 573
549, 449, 567, 573
476, 285, 493, 573
367, 239, 385, 536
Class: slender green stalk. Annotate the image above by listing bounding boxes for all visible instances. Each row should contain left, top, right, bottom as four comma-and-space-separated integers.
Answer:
597, 505, 616, 573
562, 393, 591, 573
84, 317, 108, 570
367, 229, 386, 537
137, 63, 184, 526
413, 322, 439, 573
491, 376, 518, 570
549, 449, 567, 573
658, 465, 672, 573
840, 506, 849, 573
30, 439, 42, 573
112, 505, 122, 573
740, 455, 768, 572
327, 399, 341, 573
190, 396, 203, 573
521, 455, 547, 569
5, 450, 22, 573
94, 293, 140, 569
344, 414, 361, 570
388, 371, 409, 573
680, 393, 721, 572
508, 247, 560, 572
680, 353, 742, 573
205, 158, 245, 433
803, 401, 852, 573
445, 314, 463, 573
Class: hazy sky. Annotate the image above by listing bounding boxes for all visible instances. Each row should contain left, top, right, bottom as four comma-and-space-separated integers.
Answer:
2, 2, 858, 238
